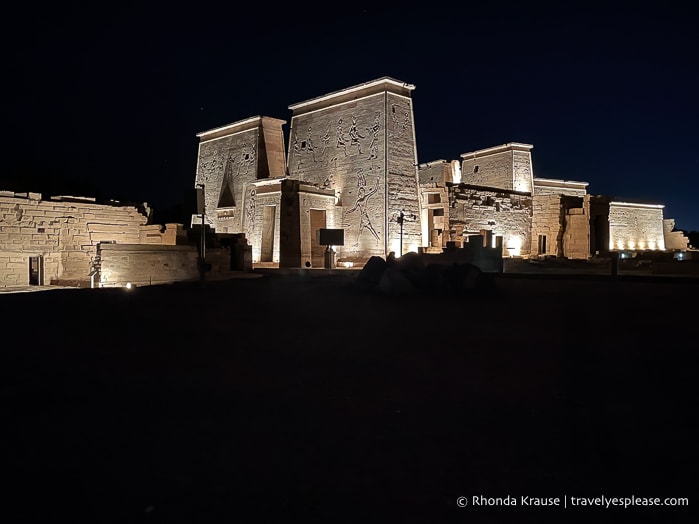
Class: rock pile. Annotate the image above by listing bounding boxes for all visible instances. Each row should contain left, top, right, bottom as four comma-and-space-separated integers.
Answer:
354, 252, 498, 296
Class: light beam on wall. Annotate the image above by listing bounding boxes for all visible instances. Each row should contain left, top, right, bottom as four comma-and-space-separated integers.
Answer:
506, 235, 522, 257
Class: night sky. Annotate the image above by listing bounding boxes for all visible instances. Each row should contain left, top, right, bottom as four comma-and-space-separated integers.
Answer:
3, 3, 698, 231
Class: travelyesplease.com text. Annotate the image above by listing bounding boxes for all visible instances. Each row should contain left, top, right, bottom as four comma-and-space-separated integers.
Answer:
456, 495, 689, 509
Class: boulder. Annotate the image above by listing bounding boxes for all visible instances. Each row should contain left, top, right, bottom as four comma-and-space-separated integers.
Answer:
378, 267, 417, 295
354, 255, 387, 291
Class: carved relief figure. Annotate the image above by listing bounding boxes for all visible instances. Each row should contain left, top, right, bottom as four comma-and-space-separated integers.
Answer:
348, 115, 365, 154
199, 151, 221, 186
401, 110, 410, 137
320, 122, 332, 158
238, 142, 256, 177
198, 145, 228, 209
223, 152, 236, 176
292, 131, 303, 169
347, 169, 380, 245
367, 112, 381, 160
336, 118, 348, 156
305, 126, 317, 162
321, 155, 337, 189
389, 104, 410, 139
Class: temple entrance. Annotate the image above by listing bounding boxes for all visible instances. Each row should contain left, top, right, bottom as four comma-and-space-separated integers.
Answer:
310, 209, 326, 268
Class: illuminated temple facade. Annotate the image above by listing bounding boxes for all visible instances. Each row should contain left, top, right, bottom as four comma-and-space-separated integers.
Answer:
194, 77, 689, 267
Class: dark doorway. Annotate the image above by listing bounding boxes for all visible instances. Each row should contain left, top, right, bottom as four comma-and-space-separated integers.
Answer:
29, 256, 43, 285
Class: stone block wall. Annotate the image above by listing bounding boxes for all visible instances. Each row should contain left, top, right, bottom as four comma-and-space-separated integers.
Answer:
385, 91, 422, 257
448, 184, 532, 257
461, 150, 512, 189
0, 192, 149, 286
275, 178, 339, 268
609, 203, 666, 251
297, 186, 341, 268
663, 219, 689, 251
562, 208, 590, 259
139, 223, 187, 245
460, 144, 534, 194
512, 150, 534, 194
417, 161, 452, 252
531, 194, 563, 257
97, 244, 199, 287
247, 180, 282, 264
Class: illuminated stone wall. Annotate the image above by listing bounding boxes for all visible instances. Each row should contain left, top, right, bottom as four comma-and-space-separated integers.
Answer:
418, 161, 452, 251
447, 184, 532, 257
0, 192, 149, 286
460, 143, 534, 193
246, 180, 282, 264
609, 202, 666, 251
385, 92, 422, 257
287, 95, 387, 262
531, 194, 564, 257
296, 185, 341, 268
194, 116, 286, 235
98, 244, 199, 287
531, 179, 589, 257
138, 223, 187, 245
239, 178, 339, 267
664, 219, 689, 251
563, 203, 590, 260
287, 78, 422, 263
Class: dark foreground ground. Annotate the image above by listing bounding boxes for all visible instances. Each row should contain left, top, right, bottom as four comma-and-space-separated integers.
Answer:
2, 271, 696, 523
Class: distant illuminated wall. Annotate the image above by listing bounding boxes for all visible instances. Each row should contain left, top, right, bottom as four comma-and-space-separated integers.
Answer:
98, 244, 199, 287
460, 143, 534, 194
663, 219, 689, 251
531, 179, 589, 257
447, 184, 532, 257
0, 191, 150, 286
608, 202, 665, 251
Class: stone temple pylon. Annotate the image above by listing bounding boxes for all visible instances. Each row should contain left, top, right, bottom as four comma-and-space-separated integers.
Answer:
286, 77, 423, 265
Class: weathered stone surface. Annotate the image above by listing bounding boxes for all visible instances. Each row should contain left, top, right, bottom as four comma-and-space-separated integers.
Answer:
0, 193, 189, 287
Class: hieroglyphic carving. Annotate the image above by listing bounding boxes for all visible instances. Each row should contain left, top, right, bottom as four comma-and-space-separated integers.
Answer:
238, 142, 256, 177
347, 168, 380, 245
198, 139, 257, 201
320, 122, 332, 158
321, 156, 337, 190
292, 130, 303, 169
348, 116, 365, 154
336, 117, 348, 156
245, 187, 256, 238
367, 112, 381, 160
305, 126, 318, 162
389, 103, 411, 139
